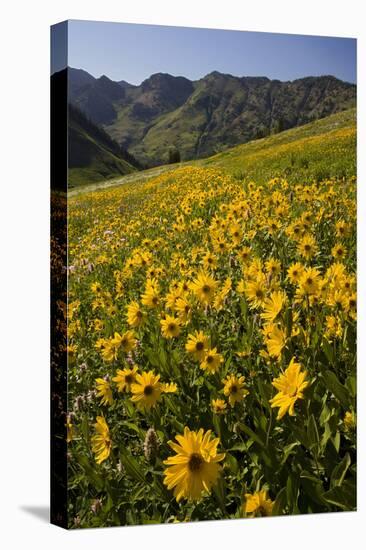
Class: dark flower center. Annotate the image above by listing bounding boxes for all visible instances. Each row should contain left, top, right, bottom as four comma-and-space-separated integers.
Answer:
168, 323, 176, 332
206, 355, 214, 364
196, 342, 204, 351
202, 285, 211, 294
231, 384, 238, 394
125, 374, 134, 384
144, 385, 154, 396
188, 453, 204, 472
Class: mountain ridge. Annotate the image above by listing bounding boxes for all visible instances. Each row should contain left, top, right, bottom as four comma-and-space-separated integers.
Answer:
67, 67, 356, 167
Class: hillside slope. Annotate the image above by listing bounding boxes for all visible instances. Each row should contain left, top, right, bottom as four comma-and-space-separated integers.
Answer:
199, 107, 356, 182
69, 108, 356, 196
68, 68, 356, 166
68, 105, 138, 188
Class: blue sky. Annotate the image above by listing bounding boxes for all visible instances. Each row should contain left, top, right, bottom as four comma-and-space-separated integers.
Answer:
55, 20, 356, 84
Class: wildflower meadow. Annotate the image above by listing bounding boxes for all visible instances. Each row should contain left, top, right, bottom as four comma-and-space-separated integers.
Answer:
65, 164, 356, 527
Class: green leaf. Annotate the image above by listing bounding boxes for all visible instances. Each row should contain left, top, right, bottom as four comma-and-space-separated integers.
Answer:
345, 375, 356, 398
119, 450, 145, 484
320, 421, 332, 451
322, 370, 350, 407
322, 480, 356, 511
80, 415, 90, 443
290, 424, 310, 448
331, 431, 341, 453
225, 452, 239, 475
281, 442, 300, 465
237, 423, 265, 447
123, 421, 145, 438
307, 414, 320, 451
322, 340, 334, 363
145, 349, 160, 368
256, 379, 272, 408
330, 453, 351, 488
212, 474, 226, 514
286, 474, 299, 513
77, 455, 104, 491
300, 471, 326, 506
272, 486, 287, 516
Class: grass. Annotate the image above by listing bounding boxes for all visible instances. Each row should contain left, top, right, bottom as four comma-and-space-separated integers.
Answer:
199, 108, 356, 182
70, 108, 356, 196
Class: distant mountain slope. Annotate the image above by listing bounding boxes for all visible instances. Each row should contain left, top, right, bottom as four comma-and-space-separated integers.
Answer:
68, 104, 139, 188
200, 107, 356, 182
69, 68, 356, 166
69, 108, 356, 197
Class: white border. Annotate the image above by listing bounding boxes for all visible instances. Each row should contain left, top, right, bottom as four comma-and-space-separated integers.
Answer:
0, 1, 364, 548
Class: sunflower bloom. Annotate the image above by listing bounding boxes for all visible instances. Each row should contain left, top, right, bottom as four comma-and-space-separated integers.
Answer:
99, 338, 120, 362
261, 290, 287, 323
298, 234, 317, 260
126, 301, 145, 327
202, 251, 218, 270
244, 489, 274, 517
266, 324, 287, 358
200, 348, 224, 374
163, 427, 225, 502
91, 416, 111, 464
162, 382, 178, 393
211, 398, 227, 414
175, 296, 192, 323
95, 378, 114, 406
223, 374, 249, 407
185, 331, 209, 361
190, 271, 218, 304
298, 267, 321, 295
265, 258, 281, 277
245, 278, 267, 309
269, 358, 309, 419
131, 371, 163, 411
141, 280, 160, 308
287, 262, 305, 284
332, 243, 346, 261
112, 365, 139, 392
113, 330, 137, 353
344, 410, 356, 431
160, 314, 181, 339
